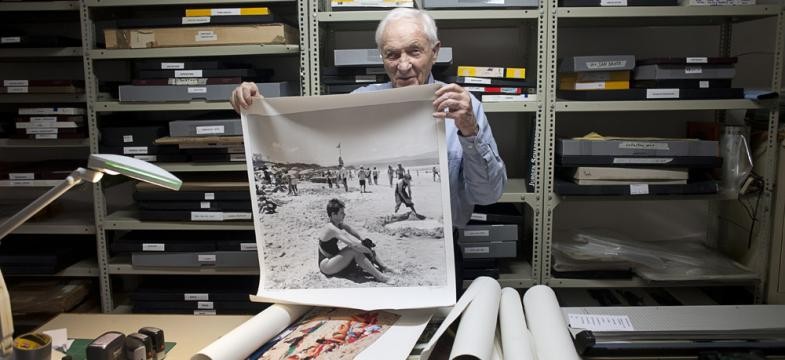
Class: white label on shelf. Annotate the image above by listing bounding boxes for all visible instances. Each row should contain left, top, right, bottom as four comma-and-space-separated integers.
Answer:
26, 128, 57, 134
192, 212, 223, 221
123, 146, 148, 155
686, 57, 708, 64
4, 80, 28, 86
198, 254, 217, 262
185, 293, 209, 301
600, 0, 627, 5
574, 82, 606, 90
464, 87, 486, 92
1, 37, 21, 44
212, 8, 241, 15
194, 310, 216, 315
123, 135, 134, 143
197, 301, 215, 309
188, 87, 208, 94
486, 0, 505, 4
464, 247, 490, 254
630, 184, 650, 195
240, 243, 257, 251
142, 243, 165, 252
10, 180, 33, 186
8, 86, 28, 93
30, 116, 57, 122
699, 81, 710, 88
685, 66, 703, 74
568, 314, 634, 332
161, 62, 185, 69
646, 88, 679, 99
204, 192, 215, 200
354, 75, 376, 83
229, 154, 246, 162
175, 70, 203, 78
618, 141, 669, 151
585, 60, 627, 70
134, 155, 157, 162
196, 125, 225, 135
200, 201, 211, 209
35, 134, 57, 139
195, 31, 218, 42
223, 212, 252, 220
463, 77, 492, 85
182, 16, 211, 25
470, 213, 488, 221
9, 173, 34, 180
464, 230, 490, 237
613, 157, 673, 164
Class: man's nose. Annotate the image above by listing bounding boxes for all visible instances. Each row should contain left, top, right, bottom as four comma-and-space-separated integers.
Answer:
397, 55, 412, 71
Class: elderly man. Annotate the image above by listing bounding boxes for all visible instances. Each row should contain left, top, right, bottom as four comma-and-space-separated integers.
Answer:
231, 8, 506, 227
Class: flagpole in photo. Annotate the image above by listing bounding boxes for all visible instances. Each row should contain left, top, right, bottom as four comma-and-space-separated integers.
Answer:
337, 142, 344, 167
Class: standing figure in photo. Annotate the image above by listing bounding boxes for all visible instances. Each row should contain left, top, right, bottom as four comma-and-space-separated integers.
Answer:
432, 165, 440, 182
358, 167, 367, 193
318, 199, 390, 283
290, 174, 299, 196
326, 170, 333, 189
387, 165, 394, 187
372, 167, 379, 185
394, 174, 424, 219
396, 163, 405, 179
339, 166, 349, 192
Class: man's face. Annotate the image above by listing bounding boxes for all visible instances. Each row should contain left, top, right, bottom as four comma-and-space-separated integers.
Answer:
380, 19, 440, 88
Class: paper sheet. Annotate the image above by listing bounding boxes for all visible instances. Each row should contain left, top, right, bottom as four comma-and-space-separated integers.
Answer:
449, 276, 501, 359
499, 288, 536, 360
191, 304, 310, 360
522, 285, 580, 360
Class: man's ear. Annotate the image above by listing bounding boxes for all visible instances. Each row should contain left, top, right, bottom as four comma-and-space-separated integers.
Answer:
431, 41, 441, 65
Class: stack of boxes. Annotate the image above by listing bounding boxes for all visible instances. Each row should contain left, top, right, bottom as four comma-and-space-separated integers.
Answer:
457, 203, 524, 279
557, 55, 635, 99
447, 65, 535, 102
13, 107, 86, 140
163, 118, 246, 163
100, 125, 183, 163
133, 175, 253, 222
130, 277, 265, 315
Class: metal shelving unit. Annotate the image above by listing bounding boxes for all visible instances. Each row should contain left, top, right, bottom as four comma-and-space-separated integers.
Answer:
0, 180, 63, 187
89, 45, 299, 59
107, 258, 259, 275
3, 259, 101, 278
103, 210, 254, 230
0, 139, 90, 148
0, 94, 85, 103
540, 2, 785, 300
0, 1, 79, 11
94, 101, 233, 112
156, 162, 247, 172
0, 47, 82, 58
3, 211, 96, 235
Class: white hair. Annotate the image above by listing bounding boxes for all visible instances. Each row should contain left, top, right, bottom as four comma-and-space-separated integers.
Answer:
375, 8, 439, 50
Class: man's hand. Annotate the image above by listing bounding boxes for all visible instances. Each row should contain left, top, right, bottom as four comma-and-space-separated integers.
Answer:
230, 82, 262, 114
433, 83, 478, 137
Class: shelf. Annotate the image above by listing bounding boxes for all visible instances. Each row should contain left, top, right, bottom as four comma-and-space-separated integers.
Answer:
86, 0, 295, 6
0, 94, 85, 103
499, 178, 536, 203
0, 47, 82, 58
558, 5, 780, 19
157, 162, 247, 172
483, 101, 539, 113
107, 257, 258, 275
3, 211, 96, 234
316, 9, 540, 22
0, 1, 78, 11
545, 275, 759, 288
103, 210, 253, 230
95, 101, 232, 112
555, 99, 770, 112
0, 180, 62, 187
6, 259, 100, 278
463, 260, 536, 289
552, 191, 734, 203
0, 138, 89, 148
89, 45, 299, 59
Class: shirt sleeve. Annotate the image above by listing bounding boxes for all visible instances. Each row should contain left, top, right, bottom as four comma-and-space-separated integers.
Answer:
457, 100, 508, 205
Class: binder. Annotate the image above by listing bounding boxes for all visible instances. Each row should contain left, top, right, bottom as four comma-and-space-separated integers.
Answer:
457, 66, 526, 79
184, 7, 270, 17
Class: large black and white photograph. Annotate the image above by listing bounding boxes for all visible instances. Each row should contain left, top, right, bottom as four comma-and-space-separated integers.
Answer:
242, 84, 455, 310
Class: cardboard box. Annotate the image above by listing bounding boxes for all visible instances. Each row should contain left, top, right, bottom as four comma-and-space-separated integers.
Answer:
105, 23, 298, 49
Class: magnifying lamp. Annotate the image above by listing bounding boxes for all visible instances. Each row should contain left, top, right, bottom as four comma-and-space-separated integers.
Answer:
0, 154, 181, 358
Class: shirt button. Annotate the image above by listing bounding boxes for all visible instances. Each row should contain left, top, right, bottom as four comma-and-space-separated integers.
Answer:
467, 145, 474, 149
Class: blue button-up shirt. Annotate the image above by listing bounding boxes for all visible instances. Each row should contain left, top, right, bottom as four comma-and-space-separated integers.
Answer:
352, 74, 508, 226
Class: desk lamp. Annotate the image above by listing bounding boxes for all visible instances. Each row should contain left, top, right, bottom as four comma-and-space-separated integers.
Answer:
0, 154, 182, 358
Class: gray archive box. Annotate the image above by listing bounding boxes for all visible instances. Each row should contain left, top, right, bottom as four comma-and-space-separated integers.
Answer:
169, 118, 243, 137
559, 55, 636, 73
132, 251, 258, 268
423, 0, 538, 8
334, 48, 452, 67
460, 241, 517, 259
634, 64, 736, 80
557, 139, 719, 157
457, 224, 518, 242
216, 251, 259, 268
119, 82, 294, 102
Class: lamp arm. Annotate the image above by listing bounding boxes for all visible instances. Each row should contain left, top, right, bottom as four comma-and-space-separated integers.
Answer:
0, 167, 103, 240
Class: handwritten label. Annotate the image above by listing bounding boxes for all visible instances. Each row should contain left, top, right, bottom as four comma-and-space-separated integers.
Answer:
185, 293, 209, 301
200, 202, 211, 209
175, 70, 203, 78
585, 60, 627, 70
182, 16, 210, 25
223, 212, 252, 220
35, 134, 57, 139
463, 77, 491, 85
9, 173, 34, 180
613, 158, 673, 164
26, 128, 57, 134
699, 81, 709, 88
568, 314, 635, 331
192, 212, 222, 221
195, 31, 218, 42
630, 184, 650, 195
4, 80, 28, 86
464, 230, 490, 237
241, 243, 257, 251
194, 310, 216, 315
30, 116, 57, 122
686, 57, 708, 64
196, 125, 225, 135
198, 254, 217, 263
464, 247, 490, 254
204, 192, 215, 200
161, 62, 185, 69
142, 243, 165, 252
470, 213, 488, 221
123, 146, 148, 155
1, 37, 21, 44
618, 141, 669, 151
213, 8, 241, 15
685, 66, 703, 74
188, 87, 207, 94
197, 301, 214, 309
8, 86, 28, 93
600, 0, 628, 5
646, 88, 679, 99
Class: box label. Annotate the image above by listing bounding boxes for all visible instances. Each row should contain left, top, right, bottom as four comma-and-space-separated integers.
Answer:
575, 82, 606, 90
600, 0, 628, 5
192, 212, 222, 221
354, 75, 376, 83
200, 201, 211, 209
463, 77, 491, 85
196, 125, 225, 135
1, 37, 21, 44
223, 212, 252, 220
198, 254, 217, 262
213, 8, 241, 15
182, 16, 210, 25
464, 230, 490, 237
630, 184, 650, 195
229, 154, 245, 162
568, 314, 634, 332
188, 87, 208, 94
134, 155, 157, 162
142, 243, 165, 252
613, 157, 673, 164
470, 213, 488, 221
585, 60, 627, 70
35, 134, 57, 139
161, 62, 185, 69
197, 301, 214, 309
123, 146, 148, 155
195, 31, 218, 42
204, 192, 215, 200
464, 246, 490, 254
646, 88, 679, 99
9, 173, 34, 180
240, 243, 257, 251
123, 135, 133, 143
618, 141, 669, 151
10, 180, 33, 186
185, 293, 209, 301
686, 57, 708, 64
699, 81, 709, 88
30, 116, 57, 122
685, 66, 703, 74
175, 70, 203, 78
4, 80, 28, 86
194, 310, 216, 315
26, 128, 57, 134
8, 86, 28, 93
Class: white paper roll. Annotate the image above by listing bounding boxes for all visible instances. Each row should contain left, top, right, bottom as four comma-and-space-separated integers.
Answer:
191, 303, 310, 360
449, 276, 501, 360
522, 285, 580, 360
500, 288, 536, 360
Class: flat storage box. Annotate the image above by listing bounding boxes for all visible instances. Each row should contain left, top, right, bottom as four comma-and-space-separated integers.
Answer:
423, 0, 538, 8
104, 24, 298, 49
332, 0, 415, 9
119, 82, 294, 102
633, 79, 732, 89
557, 138, 719, 157
134, 190, 250, 202
459, 241, 517, 259
634, 64, 736, 80
556, 154, 722, 167
101, 15, 278, 30
169, 118, 242, 137
334, 48, 452, 67
132, 277, 256, 301
132, 251, 258, 268
138, 210, 252, 222
559, 55, 636, 73
138, 200, 251, 211
554, 179, 719, 196
101, 126, 167, 146
560, 0, 676, 5
557, 88, 743, 100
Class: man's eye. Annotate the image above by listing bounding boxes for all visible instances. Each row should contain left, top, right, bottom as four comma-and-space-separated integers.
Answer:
384, 52, 399, 60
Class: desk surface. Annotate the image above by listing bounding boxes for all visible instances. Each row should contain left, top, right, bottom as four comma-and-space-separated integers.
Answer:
37, 313, 253, 359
